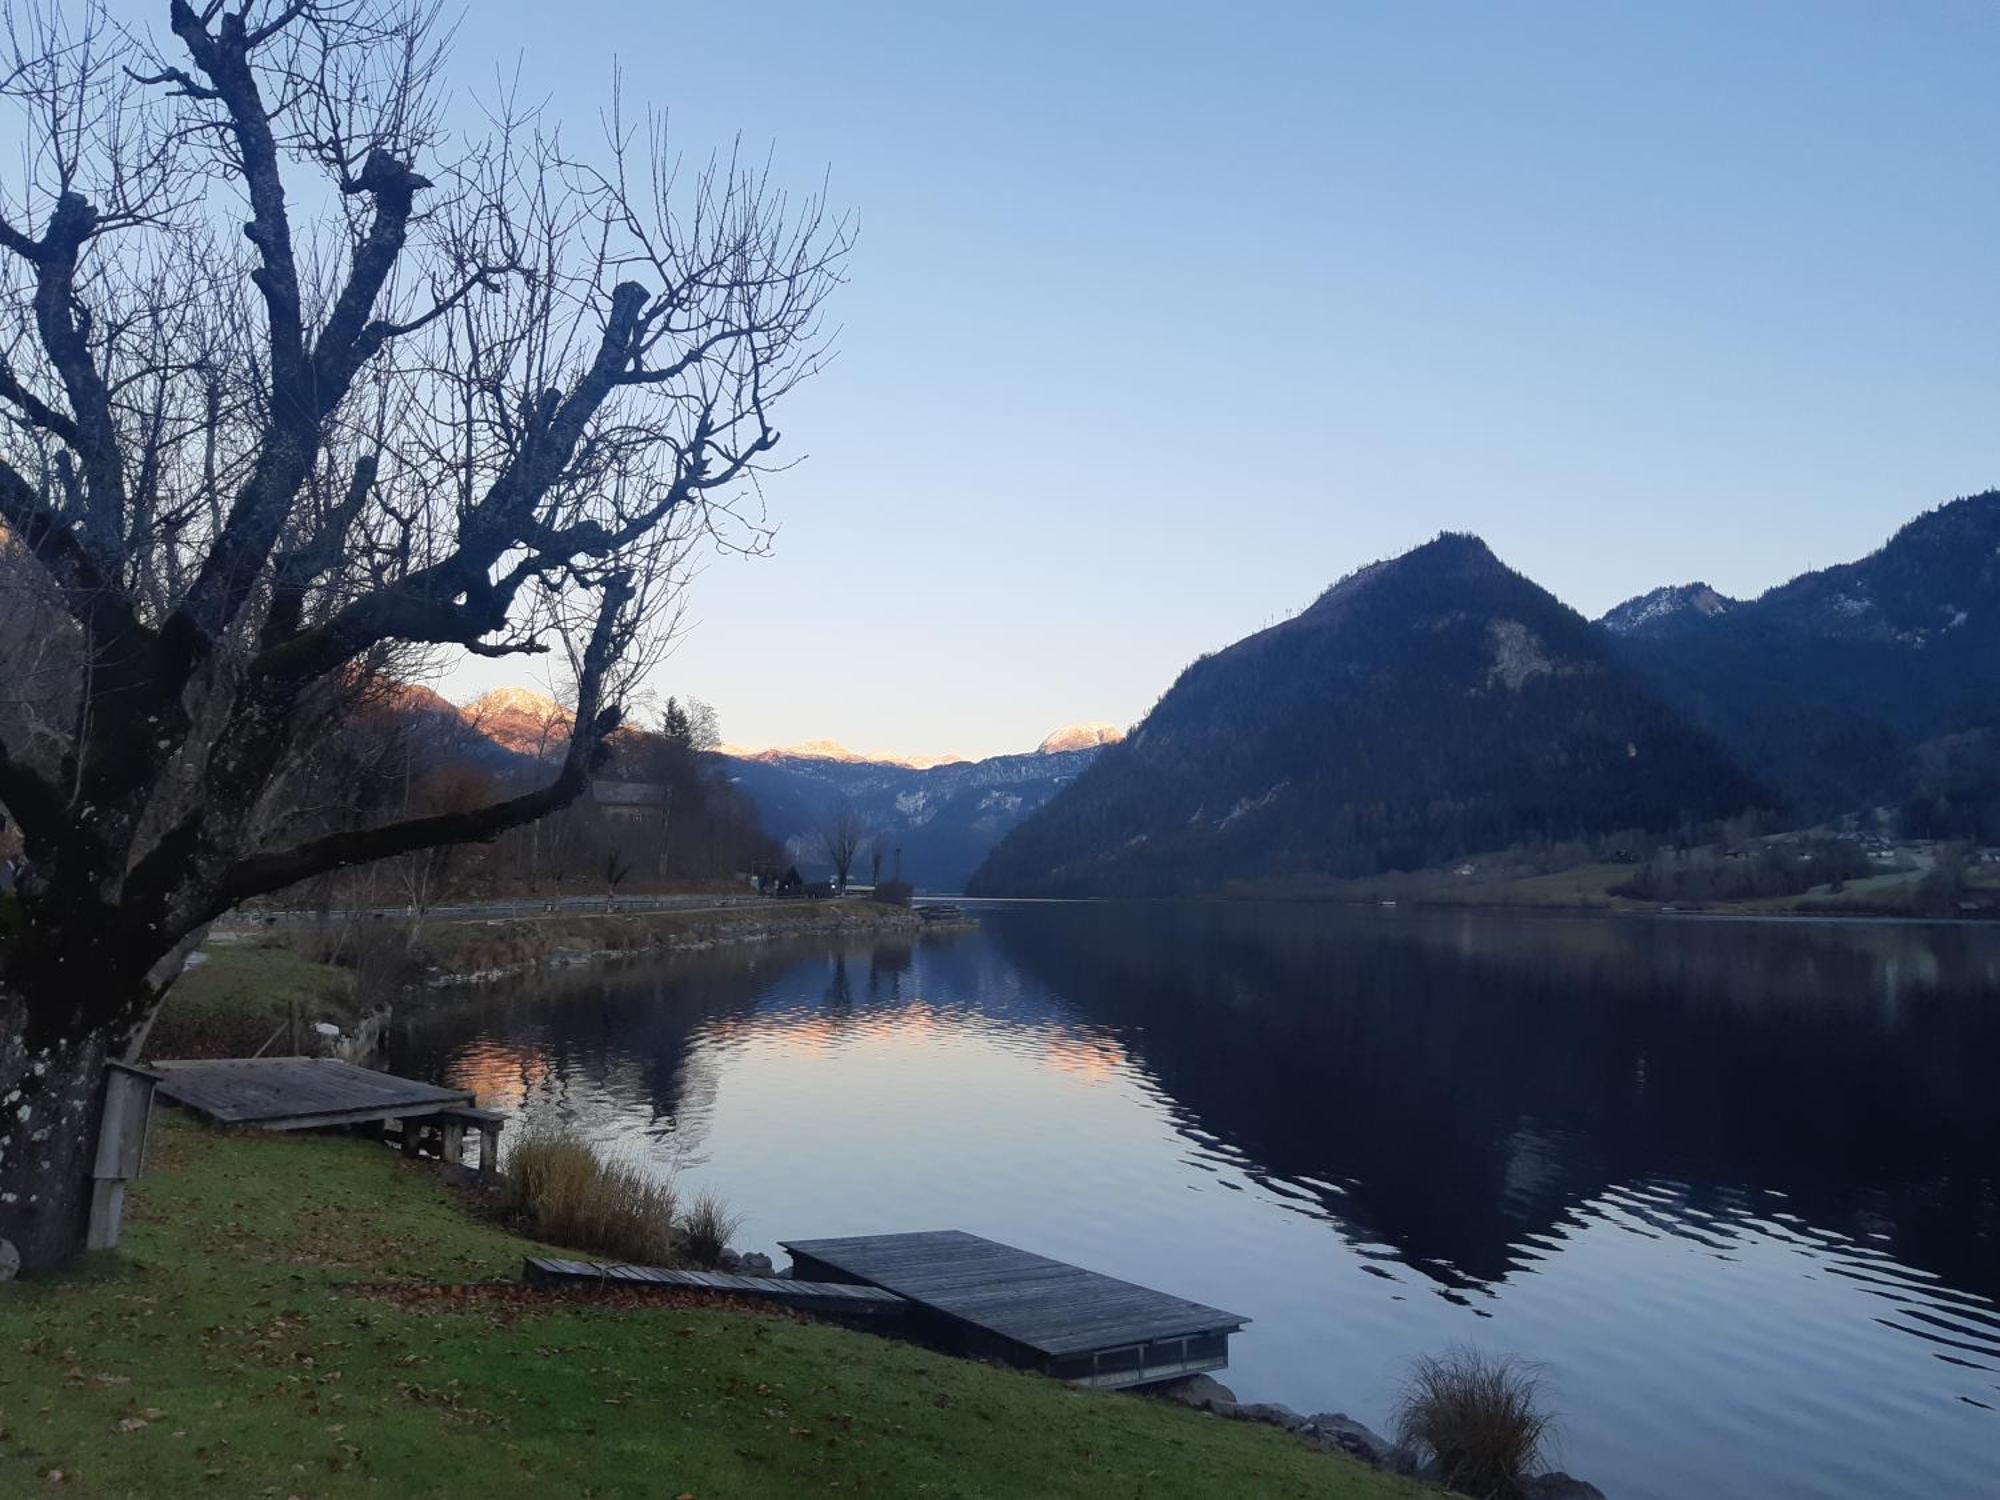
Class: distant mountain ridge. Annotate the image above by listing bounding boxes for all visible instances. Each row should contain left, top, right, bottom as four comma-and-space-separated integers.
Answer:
1038, 722, 1125, 754
716, 722, 1124, 769
716, 739, 971, 771
1599, 582, 1737, 638
1604, 491, 2000, 821
971, 533, 1764, 897
401, 689, 1114, 890
717, 731, 1115, 891
421, 492, 2000, 891
462, 686, 570, 760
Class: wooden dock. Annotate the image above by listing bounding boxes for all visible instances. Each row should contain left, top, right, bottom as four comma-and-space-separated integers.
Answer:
150, 1057, 503, 1172
151, 1057, 473, 1129
522, 1257, 909, 1319
781, 1230, 1248, 1389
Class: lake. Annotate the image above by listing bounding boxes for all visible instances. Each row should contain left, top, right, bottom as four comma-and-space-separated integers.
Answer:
389, 902, 2000, 1499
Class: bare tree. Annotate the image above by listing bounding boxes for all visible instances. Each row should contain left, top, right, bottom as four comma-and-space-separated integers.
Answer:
815, 803, 869, 892
600, 846, 634, 911
661, 695, 719, 753
388, 763, 495, 939
0, 0, 846, 1272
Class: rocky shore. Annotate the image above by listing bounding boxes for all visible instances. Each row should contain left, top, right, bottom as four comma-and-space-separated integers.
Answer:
416, 898, 964, 987
1153, 1374, 1606, 1499
696, 1247, 1612, 1498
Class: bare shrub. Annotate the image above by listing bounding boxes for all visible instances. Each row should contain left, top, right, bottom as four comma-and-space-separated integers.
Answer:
278, 915, 419, 1010
505, 1125, 678, 1265
1394, 1347, 1553, 1500
677, 1189, 745, 1269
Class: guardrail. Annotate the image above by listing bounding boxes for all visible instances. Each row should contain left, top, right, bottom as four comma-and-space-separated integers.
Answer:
215, 892, 769, 926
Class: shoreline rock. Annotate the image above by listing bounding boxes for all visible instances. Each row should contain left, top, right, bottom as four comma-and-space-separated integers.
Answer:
420, 904, 947, 989
1147, 1376, 1604, 1496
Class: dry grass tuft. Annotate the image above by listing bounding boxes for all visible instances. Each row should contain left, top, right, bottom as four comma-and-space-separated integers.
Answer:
1393, 1346, 1553, 1500
505, 1124, 679, 1265
677, 1187, 745, 1269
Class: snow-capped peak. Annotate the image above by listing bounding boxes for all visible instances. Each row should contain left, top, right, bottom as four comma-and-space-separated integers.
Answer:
716, 738, 969, 770
1598, 582, 1737, 637
1038, 722, 1126, 754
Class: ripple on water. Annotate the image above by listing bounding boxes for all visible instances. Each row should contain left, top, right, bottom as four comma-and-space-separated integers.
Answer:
395, 910, 2000, 1500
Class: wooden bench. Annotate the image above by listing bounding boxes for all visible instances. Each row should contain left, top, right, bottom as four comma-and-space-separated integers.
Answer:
396, 1105, 504, 1176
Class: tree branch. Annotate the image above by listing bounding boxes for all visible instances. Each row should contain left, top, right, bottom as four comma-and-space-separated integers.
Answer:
219, 573, 634, 906
0, 355, 84, 449
0, 734, 69, 851
28, 193, 129, 559
214, 728, 604, 905
245, 282, 658, 689
0, 455, 148, 649
159, 0, 317, 672
311, 149, 432, 399
260, 453, 378, 647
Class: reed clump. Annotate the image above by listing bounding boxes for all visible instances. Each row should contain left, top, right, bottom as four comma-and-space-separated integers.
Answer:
505, 1123, 680, 1265
1393, 1346, 1553, 1500
677, 1188, 746, 1269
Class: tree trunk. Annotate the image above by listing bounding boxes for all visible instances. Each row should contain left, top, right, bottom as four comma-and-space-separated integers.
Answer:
0, 988, 116, 1276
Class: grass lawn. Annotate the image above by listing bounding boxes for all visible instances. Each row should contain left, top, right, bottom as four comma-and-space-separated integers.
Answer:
0, 1116, 1421, 1499
147, 902, 928, 1060
1281, 862, 1639, 911
146, 946, 361, 1058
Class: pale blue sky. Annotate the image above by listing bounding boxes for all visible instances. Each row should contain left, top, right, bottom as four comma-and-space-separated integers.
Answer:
132, 4, 2000, 756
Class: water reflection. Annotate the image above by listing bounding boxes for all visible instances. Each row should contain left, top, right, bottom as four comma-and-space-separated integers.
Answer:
989, 904, 2000, 1301
390, 905, 2000, 1500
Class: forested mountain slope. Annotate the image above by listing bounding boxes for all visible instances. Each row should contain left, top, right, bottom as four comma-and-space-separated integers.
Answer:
972, 534, 1764, 896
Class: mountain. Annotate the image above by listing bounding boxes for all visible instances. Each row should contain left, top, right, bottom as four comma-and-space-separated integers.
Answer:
1038, 722, 1126, 754
463, 687, 570, 760
1604, 492, 2000, 823
1599, 582, 1737, 639
358, 682, 536, 774
718, 732, 1113, 891
718, 738, 970, 771
970, 534, 1766, 897
382, 692, 1103, 887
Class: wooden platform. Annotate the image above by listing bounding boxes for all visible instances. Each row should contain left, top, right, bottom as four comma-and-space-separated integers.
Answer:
521, 1257, 910, 1319
151, 1057, 474, 1131
781, 1230, 1248, 1388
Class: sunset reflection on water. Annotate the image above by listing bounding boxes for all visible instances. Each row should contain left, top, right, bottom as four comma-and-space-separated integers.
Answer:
391, 905, 2000, 1500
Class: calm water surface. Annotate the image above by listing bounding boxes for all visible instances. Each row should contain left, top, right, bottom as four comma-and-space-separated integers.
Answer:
390, 903, 2000, 1500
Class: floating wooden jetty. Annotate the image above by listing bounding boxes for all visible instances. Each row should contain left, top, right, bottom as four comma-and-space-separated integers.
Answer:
781, 1230, 1248, 1389
522, 1257, 909, 1319
151, 1057, 502, 1171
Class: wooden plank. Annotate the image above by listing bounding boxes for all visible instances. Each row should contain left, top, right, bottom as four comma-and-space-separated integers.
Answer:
779, 1231, 1246, 1360
151, 1058, 474, 1129
519, 1258, 908, 1315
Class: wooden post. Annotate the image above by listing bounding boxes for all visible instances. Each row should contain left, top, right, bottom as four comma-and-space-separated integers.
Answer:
87, 1063, 158, 1252
439, 1118, 466, 1165
477, 1122, 501, 1179
400, 1118, 426, 1158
